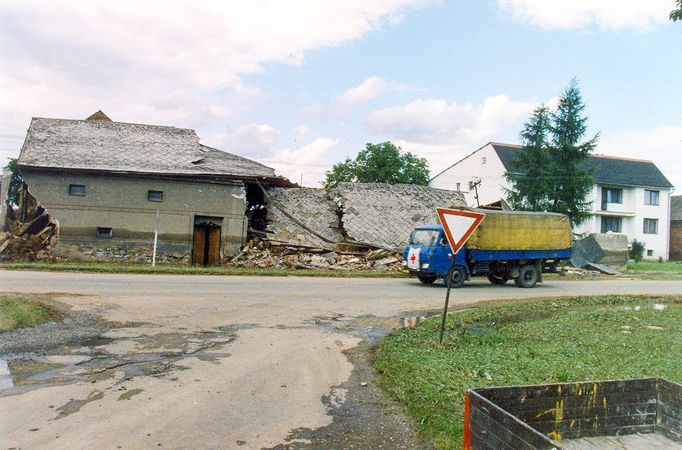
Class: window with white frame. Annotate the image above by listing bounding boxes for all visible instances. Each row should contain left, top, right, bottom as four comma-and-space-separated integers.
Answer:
601, 216, 622, 233
643, 218, 658, 234
644, 190, 659, 206
601, 187, 622, 209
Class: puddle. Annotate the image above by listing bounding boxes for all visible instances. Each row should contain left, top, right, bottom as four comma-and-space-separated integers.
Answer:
0, 359, 13, 390
117, 388, 144, 401
81, 336, 115, 347
54, 389, 104, 420
0, 322, 242, 394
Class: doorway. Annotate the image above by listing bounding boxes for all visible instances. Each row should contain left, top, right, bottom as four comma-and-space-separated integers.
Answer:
192, 216, 223, 265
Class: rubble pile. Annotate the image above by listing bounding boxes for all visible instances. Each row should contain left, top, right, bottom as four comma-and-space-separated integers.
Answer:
0, 185, 58, 261
230, 240, 403, 271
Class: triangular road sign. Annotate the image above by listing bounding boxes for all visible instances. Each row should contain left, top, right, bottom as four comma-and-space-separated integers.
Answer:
436, 208, 486, 254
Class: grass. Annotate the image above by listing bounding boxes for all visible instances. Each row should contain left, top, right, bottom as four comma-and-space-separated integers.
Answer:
0, 296, 61, 332
628, 261, 682, 273
0, 261, 409, 278
625, 261, 682, 280
374, 295, 682, 450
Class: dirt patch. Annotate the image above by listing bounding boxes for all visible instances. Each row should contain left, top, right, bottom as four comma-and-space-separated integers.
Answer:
267, 314, 436, 449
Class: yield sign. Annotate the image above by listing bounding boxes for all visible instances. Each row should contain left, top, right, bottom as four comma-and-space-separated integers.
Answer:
436, 208, 486, 254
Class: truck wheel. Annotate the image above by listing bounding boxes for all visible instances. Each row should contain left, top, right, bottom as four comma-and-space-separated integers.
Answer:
514, 264, 539, 288
418, 274, 437, 284
446, 265, 466, 288
487, 273, 510, 285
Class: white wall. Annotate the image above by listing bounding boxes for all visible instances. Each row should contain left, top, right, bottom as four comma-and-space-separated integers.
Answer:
430, 144, 510, 207
432, 145, 672, 259
569, 185, 671, 259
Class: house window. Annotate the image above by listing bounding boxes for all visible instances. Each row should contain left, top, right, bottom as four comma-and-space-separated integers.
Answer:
147, 190, 164, 202
456, 182, 461, 191
644, 190, 659, 206
481, 156, 487, 165
647, 250, 654, 257
96, 227, 113, 238
643, 218, 658, 234
68, 184, 86, 196
601, 217, 622, 233
601, 187, 622, 209
468, 181, 474, 190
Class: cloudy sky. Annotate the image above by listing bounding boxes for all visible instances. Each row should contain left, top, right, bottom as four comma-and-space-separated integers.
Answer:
1, 1, 680, 188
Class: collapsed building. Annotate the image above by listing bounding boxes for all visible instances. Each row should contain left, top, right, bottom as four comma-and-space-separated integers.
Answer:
9, 111, 292, 264
5, 112, 466, 265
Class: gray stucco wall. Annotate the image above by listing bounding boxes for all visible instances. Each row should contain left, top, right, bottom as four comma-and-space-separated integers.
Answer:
21, 170, 247, 262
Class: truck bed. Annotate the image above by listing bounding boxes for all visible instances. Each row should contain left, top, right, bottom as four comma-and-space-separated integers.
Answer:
468, 248, 571, 262
558, 432, 682, 449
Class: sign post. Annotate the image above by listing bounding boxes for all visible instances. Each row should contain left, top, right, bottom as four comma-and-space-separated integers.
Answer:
436, 208, 486, 344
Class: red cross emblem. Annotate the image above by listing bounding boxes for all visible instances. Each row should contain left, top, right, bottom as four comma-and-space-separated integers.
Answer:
409, 254, 417, 263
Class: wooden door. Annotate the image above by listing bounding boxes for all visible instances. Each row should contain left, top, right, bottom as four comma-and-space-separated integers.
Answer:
207, 226, 221, 265
192, 226, 206, 265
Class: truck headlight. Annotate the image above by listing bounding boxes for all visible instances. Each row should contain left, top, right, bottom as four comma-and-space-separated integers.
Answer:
401, 260, 407, 266
421, 263, 430, 269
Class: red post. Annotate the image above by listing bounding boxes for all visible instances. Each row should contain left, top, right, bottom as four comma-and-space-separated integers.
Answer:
463, 391, 472, 450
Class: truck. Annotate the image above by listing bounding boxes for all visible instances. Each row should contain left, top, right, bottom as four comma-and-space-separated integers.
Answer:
402, 209, 572, 288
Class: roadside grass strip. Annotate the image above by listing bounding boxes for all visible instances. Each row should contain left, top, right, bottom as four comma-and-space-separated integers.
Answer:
0, 297, 61, 332
374, 295, 682, 450
0, 262, 408, 278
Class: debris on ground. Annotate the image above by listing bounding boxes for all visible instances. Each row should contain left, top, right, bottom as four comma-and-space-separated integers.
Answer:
229, 240, 403, 271
0, 184, 58, 261
570, 233, 627, 273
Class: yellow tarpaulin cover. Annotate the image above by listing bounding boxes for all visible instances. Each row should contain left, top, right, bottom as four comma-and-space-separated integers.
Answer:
460, 208, 572, 251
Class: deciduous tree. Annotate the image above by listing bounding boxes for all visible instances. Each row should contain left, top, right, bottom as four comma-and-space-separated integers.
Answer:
323, 142, 429, 189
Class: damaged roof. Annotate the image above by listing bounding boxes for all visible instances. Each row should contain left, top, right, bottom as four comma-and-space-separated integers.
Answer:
17, 117, 278, 180
266, 187, 344, 249
492, 143, 674, 189
333, 182, 466, 250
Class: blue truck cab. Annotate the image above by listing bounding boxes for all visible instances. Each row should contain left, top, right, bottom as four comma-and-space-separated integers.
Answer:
402, 224, 571, 288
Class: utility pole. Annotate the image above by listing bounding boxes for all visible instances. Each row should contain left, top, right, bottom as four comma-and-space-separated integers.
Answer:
152, 208, 160, 266
470, 177, 482, 207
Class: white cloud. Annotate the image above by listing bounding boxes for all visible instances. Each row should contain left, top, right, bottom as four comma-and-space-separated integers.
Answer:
212, 123, 280, 155
338, 76, 390, 107
0, 0, 429, 156
367, 95, 537, 145
599, 126, 682, 190
263, 137, 339, 186
499, 0, 672, 30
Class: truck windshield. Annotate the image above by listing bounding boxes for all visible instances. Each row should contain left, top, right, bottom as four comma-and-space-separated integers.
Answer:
410, 230, 439, 247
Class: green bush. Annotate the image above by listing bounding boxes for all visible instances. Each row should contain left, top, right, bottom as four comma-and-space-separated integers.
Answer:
629, 239, 645, 262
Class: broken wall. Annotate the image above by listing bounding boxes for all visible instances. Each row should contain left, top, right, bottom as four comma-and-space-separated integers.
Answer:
265, 183, 466, 251
265, 187, 344, 249
332, 183, 466, 250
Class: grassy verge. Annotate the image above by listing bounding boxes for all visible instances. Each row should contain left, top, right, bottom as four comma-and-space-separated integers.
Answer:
625, 261, 682, 280
0, 297, 61, 332
375, 295, 682, 450
0, 261, 409, 278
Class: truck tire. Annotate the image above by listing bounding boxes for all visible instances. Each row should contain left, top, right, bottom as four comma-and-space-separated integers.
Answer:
418, 274, 437, 284
487, 273, 510, 285
514, 264, 539, 288
446, 265, 467, 288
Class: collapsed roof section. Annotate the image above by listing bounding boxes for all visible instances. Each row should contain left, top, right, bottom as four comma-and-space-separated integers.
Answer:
265, 183, 466, 251
265, 187, 344, 249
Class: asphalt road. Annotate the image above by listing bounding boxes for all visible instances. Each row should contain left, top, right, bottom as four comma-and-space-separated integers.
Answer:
1, 271, 681, 449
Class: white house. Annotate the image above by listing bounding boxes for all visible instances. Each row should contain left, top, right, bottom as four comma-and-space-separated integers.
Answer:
430, 142, 675, 259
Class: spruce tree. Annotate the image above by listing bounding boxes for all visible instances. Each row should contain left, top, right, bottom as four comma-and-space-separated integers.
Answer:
506, 79, 597, 226
506, 105, 552, 211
